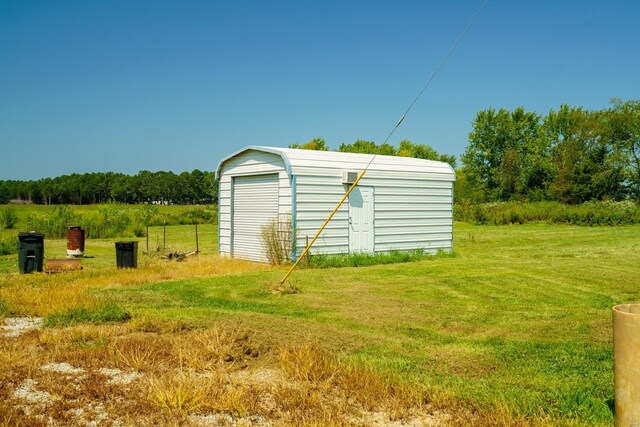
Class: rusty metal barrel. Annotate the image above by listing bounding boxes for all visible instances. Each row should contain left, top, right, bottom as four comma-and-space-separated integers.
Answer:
67, 226, 85, 258
613, 304, 640, 426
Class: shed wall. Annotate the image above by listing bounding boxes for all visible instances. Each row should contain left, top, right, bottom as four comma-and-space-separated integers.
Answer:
218, 150, 291, 258
294, 169, 453, 258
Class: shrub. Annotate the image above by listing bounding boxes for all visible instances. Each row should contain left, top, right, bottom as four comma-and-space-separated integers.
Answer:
260, 215, 293, 265
0, 238, 17, 255
161, 206, 218, 226
140, 203, 160, 225
0, 207, 18, 229
26, 205, 75, 237
455, 200, 640, 226
95, 204, 131, 238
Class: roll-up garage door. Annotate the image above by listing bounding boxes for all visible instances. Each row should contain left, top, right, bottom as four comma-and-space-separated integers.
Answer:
232, 174, 279, 262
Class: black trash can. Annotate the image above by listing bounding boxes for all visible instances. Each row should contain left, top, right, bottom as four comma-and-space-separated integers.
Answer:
115, 241, 138, 269
18, 232, 45, 274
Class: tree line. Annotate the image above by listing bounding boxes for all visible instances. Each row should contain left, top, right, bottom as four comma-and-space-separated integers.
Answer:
459, 98, 640, 203
289, 138, 457, 167
292, 99, 640, 204
2, 98, 637, 206
0, 170, 218, 205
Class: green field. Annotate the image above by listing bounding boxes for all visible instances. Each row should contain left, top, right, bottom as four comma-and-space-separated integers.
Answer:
1, 206, 639, 425
107, 223, 638, 424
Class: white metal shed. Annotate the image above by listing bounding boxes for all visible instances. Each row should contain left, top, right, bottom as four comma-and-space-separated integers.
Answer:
215, 146, 456, 263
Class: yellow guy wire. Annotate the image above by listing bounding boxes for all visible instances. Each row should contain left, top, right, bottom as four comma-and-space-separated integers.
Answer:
279, 1, 489, 284
279, 169, 366, 284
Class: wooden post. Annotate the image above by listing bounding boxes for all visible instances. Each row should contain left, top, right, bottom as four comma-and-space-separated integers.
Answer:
195, 222, 199, 254
305, 235, 309, 265
163, 220, 166, 249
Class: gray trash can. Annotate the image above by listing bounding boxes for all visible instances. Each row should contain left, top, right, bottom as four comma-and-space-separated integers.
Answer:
115, 241, 138, 269
18, 232, 45, 273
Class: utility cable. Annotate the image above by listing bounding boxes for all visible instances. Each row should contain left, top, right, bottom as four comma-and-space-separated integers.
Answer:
280, 0, 489, 285
382, 0, 489, 146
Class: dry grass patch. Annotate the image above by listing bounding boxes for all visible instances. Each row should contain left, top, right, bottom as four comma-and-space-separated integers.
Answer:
0, 281, 99, 318
279, 342, 433, 424
110, 334, 172, 371
128, 315, 193, 334
175, 326, 261, 371
0, 254, 271, 320
0, 320, 462, 426
147, 369, 216, 414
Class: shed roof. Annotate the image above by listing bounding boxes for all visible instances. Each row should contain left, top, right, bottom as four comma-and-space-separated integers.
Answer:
215, 146, 455, 181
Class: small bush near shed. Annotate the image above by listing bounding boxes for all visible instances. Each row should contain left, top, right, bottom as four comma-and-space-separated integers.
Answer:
260, 215, 293, 265
0, 238, 17, 255
0, 207, 18, 229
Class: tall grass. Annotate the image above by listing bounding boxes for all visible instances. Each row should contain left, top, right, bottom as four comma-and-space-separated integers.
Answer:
0, 238, 16, 255
44, 301, 131, 327
307, 249, 452, 268
455, 200, 640, 226
0, 207, 18, 230
15, 204, 218, 239
26, 204, 75, 237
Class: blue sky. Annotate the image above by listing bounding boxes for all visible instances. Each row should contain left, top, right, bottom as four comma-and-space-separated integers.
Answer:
1, 0, 639, 180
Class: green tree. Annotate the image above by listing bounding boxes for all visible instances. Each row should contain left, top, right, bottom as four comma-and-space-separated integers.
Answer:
203, 171, 218, 203
338, 139, 396, 155
453, 166, 485, 203
289, 137, 329, 151
397, 140, 457, 168
544, 105, 625, 203
110, 174, 132, 203
608, 98, 640, 200
0, 181, 9, 204
462, 107, 542, 201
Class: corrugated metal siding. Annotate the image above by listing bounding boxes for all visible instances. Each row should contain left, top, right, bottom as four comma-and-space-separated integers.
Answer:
295, 175, 350, 256
218, 150, 290, 260
293, 168, 453, 257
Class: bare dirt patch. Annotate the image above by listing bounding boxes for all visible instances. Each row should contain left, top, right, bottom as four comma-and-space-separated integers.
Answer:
1, 317, 43, 338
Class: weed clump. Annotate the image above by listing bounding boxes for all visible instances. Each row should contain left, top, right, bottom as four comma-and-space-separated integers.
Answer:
260, 215, 293, 265
0, 237, 17, 255
307, 249, 452, 269
279, 342, 429, 420
0, 207, 18, 229
26, 205, 74, 237
0, 299, 10, 318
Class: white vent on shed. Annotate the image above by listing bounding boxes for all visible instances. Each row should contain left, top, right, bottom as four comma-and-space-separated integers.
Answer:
342, 171, 359, 185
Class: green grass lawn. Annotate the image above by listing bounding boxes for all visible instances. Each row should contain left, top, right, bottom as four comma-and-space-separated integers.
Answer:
92, 222, 639, 425
2, 220, 638, 424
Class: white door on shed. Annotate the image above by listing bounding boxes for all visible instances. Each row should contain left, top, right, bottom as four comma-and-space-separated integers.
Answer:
232, 174, 279, 262
348, 186, 374, 252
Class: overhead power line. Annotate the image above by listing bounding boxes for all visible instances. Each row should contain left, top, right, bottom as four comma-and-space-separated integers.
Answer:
279, 0, 490, 285
381, 0, 490, 147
